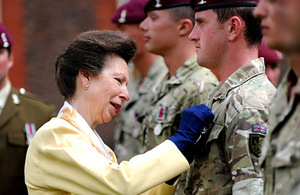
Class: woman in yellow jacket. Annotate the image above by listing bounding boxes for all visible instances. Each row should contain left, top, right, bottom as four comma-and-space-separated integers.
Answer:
24, 30, 214, 195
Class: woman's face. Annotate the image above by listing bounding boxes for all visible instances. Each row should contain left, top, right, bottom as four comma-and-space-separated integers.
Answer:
86, 54, 130, 127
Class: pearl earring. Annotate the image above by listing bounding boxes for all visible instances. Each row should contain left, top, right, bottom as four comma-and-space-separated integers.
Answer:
84, 84, 89, 89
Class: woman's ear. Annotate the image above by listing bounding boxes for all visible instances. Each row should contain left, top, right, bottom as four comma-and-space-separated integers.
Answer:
227, 16, 243, 42
178, 18, 194, 36
79, 70, 90, 89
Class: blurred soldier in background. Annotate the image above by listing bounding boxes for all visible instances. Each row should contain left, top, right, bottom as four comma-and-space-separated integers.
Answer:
254, 0, 300, 194
0, 23, 56, 194
139, 0, 218, 193
111, 0, 168, 161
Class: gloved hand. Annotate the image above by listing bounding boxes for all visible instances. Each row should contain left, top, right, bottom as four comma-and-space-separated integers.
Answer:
169, 104, 214, 163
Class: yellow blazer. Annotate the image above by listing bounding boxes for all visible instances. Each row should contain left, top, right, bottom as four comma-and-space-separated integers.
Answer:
25, 116, 189, 195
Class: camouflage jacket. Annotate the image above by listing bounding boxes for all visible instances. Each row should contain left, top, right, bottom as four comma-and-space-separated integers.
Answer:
140, 55, 218, 194
185, 58, 276, 195
260, 69, 300, 194
114, 57, 168, 161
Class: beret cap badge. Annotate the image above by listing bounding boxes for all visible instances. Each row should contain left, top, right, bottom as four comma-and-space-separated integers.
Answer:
1, 33, 9, 48
155, 0, 162, 7
198, 0, 207, 5
190, 0, 259, 12
0, 23, 13, 48
145, 0, 190, 12
111, 0, 149, 24
118, 9, 127, 23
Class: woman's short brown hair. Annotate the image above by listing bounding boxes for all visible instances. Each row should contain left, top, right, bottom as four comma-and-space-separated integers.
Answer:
55, 30, 136, 99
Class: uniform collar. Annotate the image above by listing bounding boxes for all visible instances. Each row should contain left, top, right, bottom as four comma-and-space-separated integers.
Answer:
168, 55, 198, 85
295, 77, 300, 96
0, 81, 11, 112
209, 58, 265, 101
154, 55, 198, 100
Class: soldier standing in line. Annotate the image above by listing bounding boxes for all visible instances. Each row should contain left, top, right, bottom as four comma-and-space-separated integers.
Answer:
0, 23, 56, 194
111, 0, 168, 161
185, 0, 276, 194
139, 0, 219, 193
254, 0, 300, 194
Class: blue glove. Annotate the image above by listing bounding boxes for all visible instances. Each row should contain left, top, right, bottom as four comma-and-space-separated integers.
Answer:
169, 104, 214, 163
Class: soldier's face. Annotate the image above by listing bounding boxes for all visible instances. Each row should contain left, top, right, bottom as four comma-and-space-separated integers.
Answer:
254, 0, 300, 54
0, 48, 13, 89
139, 10, 180, 56
188, 10, 226, 70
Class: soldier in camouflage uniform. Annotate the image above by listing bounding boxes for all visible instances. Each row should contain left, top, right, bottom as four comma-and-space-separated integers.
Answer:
114, 57, 167, 161
185, 0, 276, 194
254, 0, 300, 194
111, 0, 168, 161
139, 0, 219, 193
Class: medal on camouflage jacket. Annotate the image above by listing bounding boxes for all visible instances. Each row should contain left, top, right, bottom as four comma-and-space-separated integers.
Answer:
24, 123, 36, 145
154, 105, 165, 135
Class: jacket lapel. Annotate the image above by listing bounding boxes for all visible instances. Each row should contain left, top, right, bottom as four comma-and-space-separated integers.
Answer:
0, 88, 19, 129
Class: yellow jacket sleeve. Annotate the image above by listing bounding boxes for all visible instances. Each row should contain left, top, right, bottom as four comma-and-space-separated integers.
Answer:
25, 118, 189, 195
141, 176, 181, 195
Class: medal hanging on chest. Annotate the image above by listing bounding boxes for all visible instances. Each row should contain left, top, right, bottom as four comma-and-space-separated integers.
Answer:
24, 123, 36, 145
154, 106, 165, 135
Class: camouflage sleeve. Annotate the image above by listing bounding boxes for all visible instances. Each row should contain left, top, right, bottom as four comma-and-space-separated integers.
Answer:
225, 108, 267, 195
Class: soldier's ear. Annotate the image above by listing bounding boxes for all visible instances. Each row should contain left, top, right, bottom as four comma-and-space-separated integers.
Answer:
7, 52, 14, 70
178, 18, 193, 37
227, 16, 243, 42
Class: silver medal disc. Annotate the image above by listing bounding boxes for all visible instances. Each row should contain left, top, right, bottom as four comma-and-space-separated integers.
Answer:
154, 123, 163, 135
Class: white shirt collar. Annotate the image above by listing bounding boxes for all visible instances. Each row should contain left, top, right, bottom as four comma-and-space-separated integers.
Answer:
0, 82, 11, 113
58, 101, 112, 161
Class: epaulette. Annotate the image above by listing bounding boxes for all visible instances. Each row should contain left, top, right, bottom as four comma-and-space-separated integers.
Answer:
16, 88, 54, 106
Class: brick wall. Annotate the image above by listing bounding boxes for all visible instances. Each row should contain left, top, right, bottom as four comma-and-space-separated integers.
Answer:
1, 0, 120, 147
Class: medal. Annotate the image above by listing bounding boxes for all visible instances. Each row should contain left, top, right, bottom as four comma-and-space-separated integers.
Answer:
24, 123, 36, 145
156, 105, 165, 122
154, 105, 165, 135
154, 123, 163, 135
132, 127, 140, 138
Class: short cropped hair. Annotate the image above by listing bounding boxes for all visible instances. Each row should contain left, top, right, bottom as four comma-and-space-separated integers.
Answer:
213, 7, 262, 47
168, 6, 195, 25
55, 30, 136, 99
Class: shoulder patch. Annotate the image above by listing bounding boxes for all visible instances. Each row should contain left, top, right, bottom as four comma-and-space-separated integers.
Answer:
249, 134, 264, 158
252, 124, 266, 134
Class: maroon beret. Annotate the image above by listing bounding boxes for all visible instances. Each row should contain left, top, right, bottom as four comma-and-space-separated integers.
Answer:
0, 23, 13, 48
190, 0, 259, 12
111, 0, 150, 24
259, 38, 283, 64
145, 0, 190, 12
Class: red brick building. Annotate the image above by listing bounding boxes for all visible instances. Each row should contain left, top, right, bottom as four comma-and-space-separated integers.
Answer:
1, 0, 127, 147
